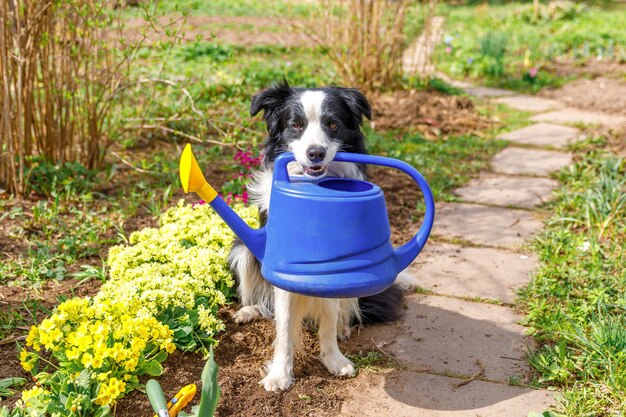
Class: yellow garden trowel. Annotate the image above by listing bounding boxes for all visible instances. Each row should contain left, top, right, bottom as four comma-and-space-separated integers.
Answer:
147, 379, 196, 417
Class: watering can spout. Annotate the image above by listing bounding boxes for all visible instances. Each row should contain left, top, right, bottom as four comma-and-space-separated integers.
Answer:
179, 144, 266, 262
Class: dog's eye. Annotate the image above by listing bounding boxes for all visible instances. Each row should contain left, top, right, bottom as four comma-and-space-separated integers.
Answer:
292, 123, 303, 130
328, 122, 338, 130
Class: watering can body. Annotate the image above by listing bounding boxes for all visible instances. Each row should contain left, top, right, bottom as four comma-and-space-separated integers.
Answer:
180, 145, 435, 298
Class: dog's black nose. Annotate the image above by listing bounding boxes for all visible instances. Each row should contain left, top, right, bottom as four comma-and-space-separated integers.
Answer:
306, 145, 326, 163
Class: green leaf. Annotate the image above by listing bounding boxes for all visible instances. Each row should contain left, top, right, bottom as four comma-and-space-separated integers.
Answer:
76, 369, 91, 389
152, 349, 169, 364
196, 347, 220, 417
141, 360, 164, 377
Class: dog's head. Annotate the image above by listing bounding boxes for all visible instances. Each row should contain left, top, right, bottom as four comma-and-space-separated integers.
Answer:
251, 83, 371, 178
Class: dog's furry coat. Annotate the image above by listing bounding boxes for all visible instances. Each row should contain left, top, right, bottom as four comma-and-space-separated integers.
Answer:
229, 84, 405, 391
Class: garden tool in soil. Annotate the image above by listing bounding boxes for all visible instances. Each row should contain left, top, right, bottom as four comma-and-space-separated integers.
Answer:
146, 347, 220, 417
148, 381, 197, 417
180, 143, 435, 299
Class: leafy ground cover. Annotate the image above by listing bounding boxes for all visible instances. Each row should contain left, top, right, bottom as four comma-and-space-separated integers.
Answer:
436, 1, 626, 92
519, 137, 626, 415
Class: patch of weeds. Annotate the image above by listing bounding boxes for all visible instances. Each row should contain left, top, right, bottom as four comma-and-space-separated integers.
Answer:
69, 262, 108, 285
519, 141, 626, 415
26, 158, 96, 198
508, 374, 523, 386
0, 378, 27, 399
434, 2, 626, 90
403, 76, 465, 95
367, 129, 507, 201
0, 300, 50, 340
413, 286, 433, 295
177, 42, 237, 63
348, 351, 395, 373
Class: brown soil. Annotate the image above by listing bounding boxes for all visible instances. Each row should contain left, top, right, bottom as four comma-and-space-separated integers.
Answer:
370, 90, 493, 139
546, 57, 626, 80
115, 308, 364, 417
540, 76, 626, 116
119, 15, 310, 47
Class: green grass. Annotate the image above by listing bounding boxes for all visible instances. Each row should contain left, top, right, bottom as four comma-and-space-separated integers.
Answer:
348, 351, 397, 373
366, 128, 507, 202
0, 300, 50, 341
519, 138, 626, 415
436, 2, 626, 91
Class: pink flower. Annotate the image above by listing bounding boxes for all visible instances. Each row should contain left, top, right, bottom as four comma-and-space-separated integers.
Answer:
445, 46, 452, 54
528, 67, 538, 78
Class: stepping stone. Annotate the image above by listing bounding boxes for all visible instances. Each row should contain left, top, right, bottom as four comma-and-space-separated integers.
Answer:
454, 174, 558, 209
465, 86, 515, 98
530, 108, 626, 127
493, 147, 573, 176
495, 95, 562, 113
498, 123, 579, 148
434, 202, 544, 249
386, 294, 534, 382
341, 370, 555, 417
407, 243, 537, 303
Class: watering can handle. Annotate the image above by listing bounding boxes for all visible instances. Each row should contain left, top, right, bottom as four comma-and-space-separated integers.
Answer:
274, 152, 435, 272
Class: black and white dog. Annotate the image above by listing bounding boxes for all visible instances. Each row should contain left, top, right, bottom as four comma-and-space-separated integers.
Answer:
229, 83, 410, 391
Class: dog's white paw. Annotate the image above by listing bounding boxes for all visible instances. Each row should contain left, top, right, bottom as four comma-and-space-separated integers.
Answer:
321, 352, 355, 377
261, 371, 294, 392
233, 305, 261, 324
395, 271, 421, 291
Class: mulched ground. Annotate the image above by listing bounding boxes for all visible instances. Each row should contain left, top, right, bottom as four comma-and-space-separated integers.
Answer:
370, 90, 493, 139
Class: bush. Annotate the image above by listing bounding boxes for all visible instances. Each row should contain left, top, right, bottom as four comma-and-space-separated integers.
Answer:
102, 201, 259, 351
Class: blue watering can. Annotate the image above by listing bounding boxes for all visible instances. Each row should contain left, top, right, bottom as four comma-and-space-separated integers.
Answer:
180, 144, 434, 298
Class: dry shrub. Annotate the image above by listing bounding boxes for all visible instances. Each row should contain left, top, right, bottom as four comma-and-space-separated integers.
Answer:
300, 0, 409, 94
0, 0, 180, 196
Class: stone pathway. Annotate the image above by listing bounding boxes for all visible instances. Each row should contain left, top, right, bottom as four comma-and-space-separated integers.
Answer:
340, 71, 625, 416
402, 16, 445, 75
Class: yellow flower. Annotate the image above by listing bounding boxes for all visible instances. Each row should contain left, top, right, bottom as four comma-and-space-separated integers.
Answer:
66, 346, 81, 361
21, 386, 49, 406
95, 377, 126, 406
165, 341, 176, 354
81, 352, 94, 368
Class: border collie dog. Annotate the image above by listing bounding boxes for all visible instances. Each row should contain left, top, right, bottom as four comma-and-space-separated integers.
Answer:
228, 83, 404, 392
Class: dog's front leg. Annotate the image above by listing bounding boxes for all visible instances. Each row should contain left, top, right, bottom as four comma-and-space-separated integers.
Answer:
319, 300, 355, 377
261, 288, 300, 391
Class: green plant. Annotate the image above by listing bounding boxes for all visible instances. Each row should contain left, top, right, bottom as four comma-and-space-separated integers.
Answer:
348, 351, 393, 373
479, 31, 508, 77
0, 378, 26, 399
7, 201, 257, 414
520, 144, 626, 415
180, 347, 221, 417
26, 159, 96, 198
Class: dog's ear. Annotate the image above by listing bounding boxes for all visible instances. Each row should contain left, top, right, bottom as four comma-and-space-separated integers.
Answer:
339, 88, 372, 123
250, 83, 292, 117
